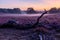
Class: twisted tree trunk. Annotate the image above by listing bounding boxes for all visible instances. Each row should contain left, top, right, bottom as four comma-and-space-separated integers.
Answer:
32, 10, 48, 27
0, 10, 48, 30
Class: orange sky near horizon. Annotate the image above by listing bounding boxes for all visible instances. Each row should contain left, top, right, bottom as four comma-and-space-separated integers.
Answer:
0, 0, 60, 10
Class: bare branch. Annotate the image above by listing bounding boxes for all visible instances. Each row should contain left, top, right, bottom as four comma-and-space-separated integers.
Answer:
32, 9, 48, 27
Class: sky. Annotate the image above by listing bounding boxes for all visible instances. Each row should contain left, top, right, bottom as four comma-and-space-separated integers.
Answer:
0, 0, 60, 10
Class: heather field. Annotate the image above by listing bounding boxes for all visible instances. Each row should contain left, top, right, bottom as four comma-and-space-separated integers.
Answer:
0, 14, 60, 24
0, 14, 59, 26
0, 14, 60, 40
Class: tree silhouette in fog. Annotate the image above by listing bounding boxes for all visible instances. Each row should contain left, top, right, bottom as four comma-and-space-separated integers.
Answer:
49, 7, 58, 13
0, 8, 21, 13
49, 7, 60, 13
26, 8, 36, 13
13, 8, 21, 13
32, 9, 48, 27
0, 9, 48, 30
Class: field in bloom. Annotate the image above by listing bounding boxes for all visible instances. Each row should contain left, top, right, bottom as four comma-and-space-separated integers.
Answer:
0, 13, 59, 40
0, 14, 59, 25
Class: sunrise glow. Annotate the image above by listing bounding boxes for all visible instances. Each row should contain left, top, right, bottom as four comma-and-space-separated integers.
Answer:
0, 0, 60, 10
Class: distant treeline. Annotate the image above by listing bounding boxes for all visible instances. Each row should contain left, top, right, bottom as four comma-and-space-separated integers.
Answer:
0, 8, 38, 14
49, 7, 60, 13
0, 7, 60, 14
0, 8, 21, 13
26, 8, 37, 13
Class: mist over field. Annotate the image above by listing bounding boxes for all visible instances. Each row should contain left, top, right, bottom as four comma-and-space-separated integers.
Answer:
0, 13, 58, 24
0, 0, 60, 39
0, 11, 60, 40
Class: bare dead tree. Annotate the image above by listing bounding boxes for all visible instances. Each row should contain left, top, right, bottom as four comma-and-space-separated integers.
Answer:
32, 10, 48, 40
15, 9, 48, 29
0, 9, 48, 30
32, 9, 48, 27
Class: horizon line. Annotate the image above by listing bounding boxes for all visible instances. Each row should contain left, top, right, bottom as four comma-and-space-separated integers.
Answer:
0, 7, 59, 11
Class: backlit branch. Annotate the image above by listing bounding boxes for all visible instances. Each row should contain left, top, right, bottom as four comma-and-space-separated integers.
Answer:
32, 9, 48, 27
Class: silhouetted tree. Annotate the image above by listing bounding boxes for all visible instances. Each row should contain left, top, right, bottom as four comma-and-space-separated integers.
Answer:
0, 9, 48, 30
7, 9, 14, 13
0, 8, 21, 13
26, 8, 36, 13
13, 8, 21, 13
49, 7, 58, 13
58, 8, 60, 13
32, 9, 48, 27
0, 8, 8, 13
